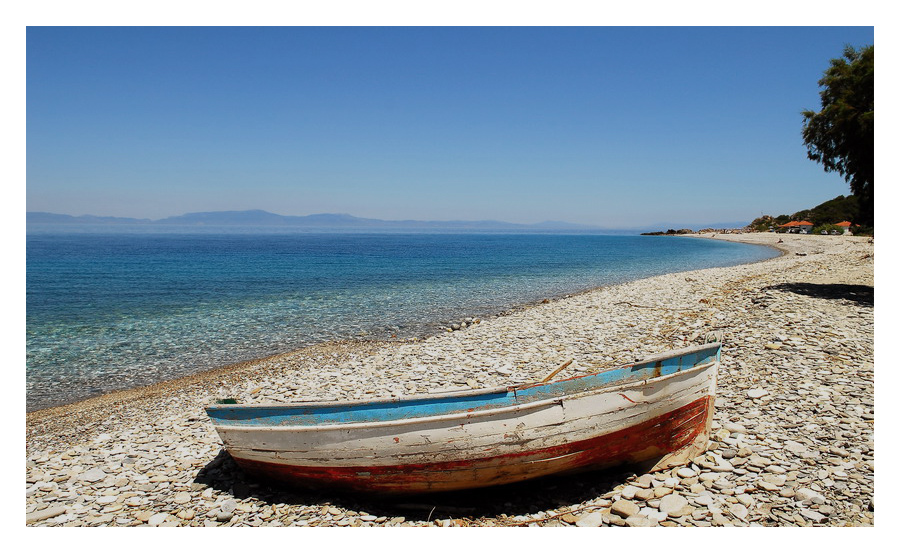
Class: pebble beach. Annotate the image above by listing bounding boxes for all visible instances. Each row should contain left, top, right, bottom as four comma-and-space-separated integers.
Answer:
25, 232, 875, 528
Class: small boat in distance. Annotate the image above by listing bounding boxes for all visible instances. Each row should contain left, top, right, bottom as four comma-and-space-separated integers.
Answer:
206, 342, 720, 494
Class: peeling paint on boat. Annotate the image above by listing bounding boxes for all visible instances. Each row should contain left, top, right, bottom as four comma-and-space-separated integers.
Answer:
206, 342, 720, 494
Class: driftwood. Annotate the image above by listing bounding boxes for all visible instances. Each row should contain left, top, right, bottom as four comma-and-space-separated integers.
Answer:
540, 359, 573, 383
614, 301, 700, 311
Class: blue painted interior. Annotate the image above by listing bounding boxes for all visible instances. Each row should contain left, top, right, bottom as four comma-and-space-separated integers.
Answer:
206, 344, 720, 427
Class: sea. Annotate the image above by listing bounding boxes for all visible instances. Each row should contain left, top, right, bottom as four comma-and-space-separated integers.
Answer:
26, 227, 778, 411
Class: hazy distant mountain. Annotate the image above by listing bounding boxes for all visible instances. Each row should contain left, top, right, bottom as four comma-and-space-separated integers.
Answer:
29, 209, 613, 231
27, 209, 746, 233
154, 209, 357, 226
156, 210, 526, 228
27, 212, 153, 225
644, 221, 750, 231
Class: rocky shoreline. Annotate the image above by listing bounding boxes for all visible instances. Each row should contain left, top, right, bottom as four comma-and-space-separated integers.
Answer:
25, 233, 874, 527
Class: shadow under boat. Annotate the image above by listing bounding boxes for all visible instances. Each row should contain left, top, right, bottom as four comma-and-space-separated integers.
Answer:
193, 448, 653, 522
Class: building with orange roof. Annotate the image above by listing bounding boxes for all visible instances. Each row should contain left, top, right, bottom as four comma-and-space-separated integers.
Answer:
778, 220, 814, 233
835, 221, 853, 234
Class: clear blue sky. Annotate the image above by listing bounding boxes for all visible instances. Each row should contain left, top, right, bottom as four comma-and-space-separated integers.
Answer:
26, 26, 875, 228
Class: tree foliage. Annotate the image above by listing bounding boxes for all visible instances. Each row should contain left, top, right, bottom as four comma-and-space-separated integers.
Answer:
798, 194, 859, 226
801, 45, 874, 226
812, 223, 845, 235
749, 194, 859, 231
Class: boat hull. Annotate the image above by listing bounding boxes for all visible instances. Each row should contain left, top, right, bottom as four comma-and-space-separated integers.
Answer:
207, 343, 719, 494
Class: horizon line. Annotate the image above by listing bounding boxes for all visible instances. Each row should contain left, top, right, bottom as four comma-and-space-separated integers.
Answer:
25, 208, 751, 231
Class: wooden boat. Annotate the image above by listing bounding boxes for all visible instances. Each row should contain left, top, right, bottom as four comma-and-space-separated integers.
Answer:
206, 342, 720, 494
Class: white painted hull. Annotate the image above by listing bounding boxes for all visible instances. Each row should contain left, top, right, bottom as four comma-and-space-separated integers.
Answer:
208, 343, 719, 493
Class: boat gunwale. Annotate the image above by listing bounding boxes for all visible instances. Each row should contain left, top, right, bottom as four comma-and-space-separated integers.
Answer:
211, 359, 718, 433
205, 342, 721, 414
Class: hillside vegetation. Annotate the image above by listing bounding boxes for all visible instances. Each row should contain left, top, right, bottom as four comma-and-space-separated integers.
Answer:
749, 195, 870, 234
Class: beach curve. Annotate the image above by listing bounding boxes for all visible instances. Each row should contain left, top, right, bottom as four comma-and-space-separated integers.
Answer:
26, 232, 874, 527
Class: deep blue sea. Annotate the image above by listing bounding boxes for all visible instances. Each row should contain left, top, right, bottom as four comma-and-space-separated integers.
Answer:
26, 227, 777, 411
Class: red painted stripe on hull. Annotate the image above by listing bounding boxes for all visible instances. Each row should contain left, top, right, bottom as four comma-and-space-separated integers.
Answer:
232, 396, 712, 494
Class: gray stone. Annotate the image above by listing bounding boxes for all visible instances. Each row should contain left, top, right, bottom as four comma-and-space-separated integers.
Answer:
220, 498, 237, 514
795, 488, 826, 504
800, 509, 827, 523
80, 468, 107, 482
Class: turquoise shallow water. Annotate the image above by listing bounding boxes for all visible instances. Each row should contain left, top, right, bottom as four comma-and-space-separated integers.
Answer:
26, 228, 777, 411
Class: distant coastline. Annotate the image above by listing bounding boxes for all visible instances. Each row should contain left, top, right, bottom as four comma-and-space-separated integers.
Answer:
26, 209, 750, 234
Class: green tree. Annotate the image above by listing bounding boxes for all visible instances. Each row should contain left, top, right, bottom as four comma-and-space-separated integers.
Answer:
806, 194, 860, 226
812, 223, 844, 235
801, 45, 873, 227
791, 209, 812, 222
